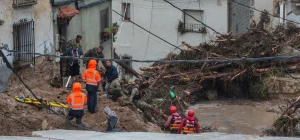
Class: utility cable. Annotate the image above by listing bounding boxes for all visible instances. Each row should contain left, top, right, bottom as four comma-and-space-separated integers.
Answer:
0, 49, 96, 131
5, 48, 300, 64
231, 1, 300, 25
112, 10, 183, 51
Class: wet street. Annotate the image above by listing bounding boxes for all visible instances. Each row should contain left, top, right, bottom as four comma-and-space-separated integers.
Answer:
190, 100, 280, 135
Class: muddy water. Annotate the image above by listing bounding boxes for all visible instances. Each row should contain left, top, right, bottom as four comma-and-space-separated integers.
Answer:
190, 101, 280, 135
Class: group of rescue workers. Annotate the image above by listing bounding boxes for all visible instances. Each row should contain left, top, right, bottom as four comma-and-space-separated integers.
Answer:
61, 35, 200, 134
165, 106, 199, 134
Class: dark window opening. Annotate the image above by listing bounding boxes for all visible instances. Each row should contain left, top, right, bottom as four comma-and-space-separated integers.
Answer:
122, 55, 132, 76
13, 19, 35, 66
13, 0, 37, 7
101, 8, 110, 42
122, 3, 131, 21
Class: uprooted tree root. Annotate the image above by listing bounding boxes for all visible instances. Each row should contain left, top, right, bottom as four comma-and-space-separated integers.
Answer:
264, 115, 300, 136
264, 99, 300, 136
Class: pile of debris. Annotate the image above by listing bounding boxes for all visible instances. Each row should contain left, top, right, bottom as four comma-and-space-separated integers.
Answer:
0, 57, 161, 136
264, 97, 300, 136
140, 12, 300, 112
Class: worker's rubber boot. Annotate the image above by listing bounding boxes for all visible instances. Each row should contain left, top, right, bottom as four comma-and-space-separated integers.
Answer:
65, 119, 71, 130
76, 119, 84, 130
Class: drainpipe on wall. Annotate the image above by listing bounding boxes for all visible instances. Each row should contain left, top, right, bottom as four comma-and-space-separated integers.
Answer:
283, 1, 286, 25
110, 0, 113, 59
227, 0, 232, 33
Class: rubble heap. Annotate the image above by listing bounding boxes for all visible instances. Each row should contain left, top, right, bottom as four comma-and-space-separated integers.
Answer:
140, 12, 300, 112
0, 57, 161, 136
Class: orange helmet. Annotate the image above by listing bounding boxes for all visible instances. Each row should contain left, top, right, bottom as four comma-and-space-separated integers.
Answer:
188, 110, 194, 117
88, 59, 97, 69
72, 82, 82, 93
170, 106, 176, 114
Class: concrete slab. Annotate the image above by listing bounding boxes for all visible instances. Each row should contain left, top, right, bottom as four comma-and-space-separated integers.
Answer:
30, 130, 300, 140
0, 136, 59, 140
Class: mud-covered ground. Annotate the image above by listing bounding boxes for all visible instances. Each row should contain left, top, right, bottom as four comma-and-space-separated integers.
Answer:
0, 57, 294, 136
0, 57, 161, 136
189, 100, 284, 135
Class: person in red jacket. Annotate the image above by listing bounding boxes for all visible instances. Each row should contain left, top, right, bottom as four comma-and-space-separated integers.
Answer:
164, 106, 182, 134
178, 110, 199, 134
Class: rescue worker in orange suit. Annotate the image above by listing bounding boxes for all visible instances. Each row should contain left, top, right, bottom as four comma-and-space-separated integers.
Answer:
178, 110, 200, 134
82, 59, 101, 113
164, 106, 182, 134
66, 82, 87, 129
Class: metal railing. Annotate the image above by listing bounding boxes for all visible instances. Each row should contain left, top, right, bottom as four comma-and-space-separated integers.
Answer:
13, 19, 35, 66
180, 23, 207, 33
13, 0, 37, 7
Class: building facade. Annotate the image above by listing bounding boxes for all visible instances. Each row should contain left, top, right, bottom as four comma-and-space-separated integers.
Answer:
51, 0, 113, 58
0, 0, 54, 66
112, 0, 250, 76
0, 0, 54, 92
0, 0, 113, 92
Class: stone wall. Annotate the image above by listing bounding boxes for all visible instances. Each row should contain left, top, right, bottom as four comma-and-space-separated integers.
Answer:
266, 75, 300, 98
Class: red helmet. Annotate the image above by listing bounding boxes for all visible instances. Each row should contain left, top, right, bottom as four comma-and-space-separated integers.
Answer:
170, 106, 176, 113
188, 110, 194, 117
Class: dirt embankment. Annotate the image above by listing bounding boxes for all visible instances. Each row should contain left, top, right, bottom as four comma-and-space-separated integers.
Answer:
0, 57, 161, 136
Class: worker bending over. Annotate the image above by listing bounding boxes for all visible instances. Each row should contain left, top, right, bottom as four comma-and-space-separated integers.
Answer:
124, 79, 156, 123
178, 110, 199, 134
107, 78, 128, 101
83, 46, 104, 69
164, 106, 182, 134
82, 59, 101, 113
66, 82, 87, 129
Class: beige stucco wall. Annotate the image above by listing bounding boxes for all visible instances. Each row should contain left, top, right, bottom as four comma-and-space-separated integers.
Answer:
0, 0, 54, 64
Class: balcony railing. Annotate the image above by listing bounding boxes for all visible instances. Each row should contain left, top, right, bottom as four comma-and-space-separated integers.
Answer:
178, 23, 207, 33
13, 0, 37, 7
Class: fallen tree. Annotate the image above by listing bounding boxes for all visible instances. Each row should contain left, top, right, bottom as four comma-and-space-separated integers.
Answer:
264, 97, 300, 136
137, 12, 300, 126
141, 11, 300, 100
